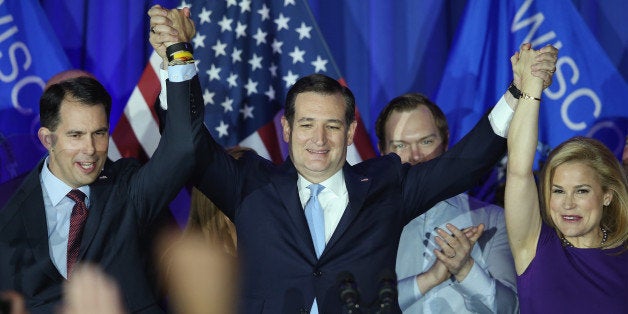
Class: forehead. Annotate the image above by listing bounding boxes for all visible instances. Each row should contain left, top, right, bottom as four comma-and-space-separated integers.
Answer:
294, 91, 346, 120
553, 161, 599, 185
57, 97, 108, 128
385, 106, 437, 137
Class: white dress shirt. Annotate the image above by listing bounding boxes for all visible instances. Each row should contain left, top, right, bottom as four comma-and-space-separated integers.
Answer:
297, 171, 349, 247
41, 157, 90, 279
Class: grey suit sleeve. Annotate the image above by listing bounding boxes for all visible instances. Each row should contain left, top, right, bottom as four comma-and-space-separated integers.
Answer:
397, 275, 422, 311
483, 210, 518, 313
452, 210, 518, 313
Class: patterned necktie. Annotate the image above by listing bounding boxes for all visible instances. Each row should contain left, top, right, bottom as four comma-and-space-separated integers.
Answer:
66, 189, 88, 278
305, 184, 325, 258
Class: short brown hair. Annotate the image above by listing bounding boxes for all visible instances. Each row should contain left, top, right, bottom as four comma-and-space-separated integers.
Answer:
374, 93, 448, 154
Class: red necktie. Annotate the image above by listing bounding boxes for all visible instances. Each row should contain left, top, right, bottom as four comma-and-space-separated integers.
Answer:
66, 189, 88, 278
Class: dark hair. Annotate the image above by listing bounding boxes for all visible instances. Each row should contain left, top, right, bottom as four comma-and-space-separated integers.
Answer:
374, 93, 449, 153
284, 74, 355, 126
40, 76, 112, 131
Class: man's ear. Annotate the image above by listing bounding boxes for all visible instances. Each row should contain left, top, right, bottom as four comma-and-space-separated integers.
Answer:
38, 127, 53, 150
346, 121, 357, 146
280, 116, 290, 143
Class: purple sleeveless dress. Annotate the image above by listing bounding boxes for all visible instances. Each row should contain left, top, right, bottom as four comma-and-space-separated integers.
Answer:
517, 223, 628, 313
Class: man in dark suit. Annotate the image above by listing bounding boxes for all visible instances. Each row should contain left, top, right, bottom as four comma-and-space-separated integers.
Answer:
152, 9, 560, 312
0, 12, 201, 313
186, 73, 507, 313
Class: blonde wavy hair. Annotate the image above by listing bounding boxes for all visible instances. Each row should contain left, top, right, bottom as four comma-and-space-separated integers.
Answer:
184, 146, 254, 257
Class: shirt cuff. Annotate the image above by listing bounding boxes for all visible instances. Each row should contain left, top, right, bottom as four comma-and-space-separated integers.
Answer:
159, 67, 168, 110
159, 63, 196, 110
397, 276, 423, 310
168, 63, 196, 82
488, 96, 514, 138
453, 261, 494, 297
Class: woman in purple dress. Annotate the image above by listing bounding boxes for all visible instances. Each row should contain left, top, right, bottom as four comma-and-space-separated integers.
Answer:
505, 46, 628, 313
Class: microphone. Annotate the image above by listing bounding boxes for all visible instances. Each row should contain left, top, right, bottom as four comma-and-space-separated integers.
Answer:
374, 268, 398, 314
337, 271, 362, 313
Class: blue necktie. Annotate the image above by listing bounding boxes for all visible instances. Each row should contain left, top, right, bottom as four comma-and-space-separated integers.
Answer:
305, 184, 325, 314
305, 184, 326, 257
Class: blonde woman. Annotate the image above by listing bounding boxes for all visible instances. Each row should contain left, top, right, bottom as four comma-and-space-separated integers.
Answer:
505, 47, 628, 313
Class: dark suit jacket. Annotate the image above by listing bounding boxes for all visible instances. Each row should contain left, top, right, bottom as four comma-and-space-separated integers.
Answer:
180, 75, 507, 313
0, 76, 205, 313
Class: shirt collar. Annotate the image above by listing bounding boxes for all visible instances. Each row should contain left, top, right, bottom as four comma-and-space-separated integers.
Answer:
297, 169, 345, 197
41, 156, 90, 206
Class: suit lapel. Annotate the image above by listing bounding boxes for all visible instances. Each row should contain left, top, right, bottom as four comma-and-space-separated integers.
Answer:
18, 162, 64, 282
270, 160, 373, 260
271, 159, 318, 259
79, 165, 114, 259
324, 164, 371, 255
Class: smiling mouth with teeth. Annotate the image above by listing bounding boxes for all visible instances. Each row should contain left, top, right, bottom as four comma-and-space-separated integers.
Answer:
78, 162, 96, 170
562, 215, 580, 221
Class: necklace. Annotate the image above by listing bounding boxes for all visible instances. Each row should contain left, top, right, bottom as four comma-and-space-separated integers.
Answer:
560, 226, 608, 248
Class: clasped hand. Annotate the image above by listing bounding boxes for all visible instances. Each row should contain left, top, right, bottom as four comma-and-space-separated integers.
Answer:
429, 223, 485, 283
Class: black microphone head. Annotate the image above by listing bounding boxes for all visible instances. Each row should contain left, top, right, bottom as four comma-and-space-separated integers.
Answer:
337, 271, 359, 308
377, 268, 398, 307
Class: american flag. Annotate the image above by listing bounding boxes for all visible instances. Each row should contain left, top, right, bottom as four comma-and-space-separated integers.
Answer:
109, 0, 375, 165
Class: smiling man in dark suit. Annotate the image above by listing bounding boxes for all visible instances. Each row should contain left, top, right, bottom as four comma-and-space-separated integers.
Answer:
146, 5, 557, 312
0, 10, 201, 313
152, 9, 560, 313
189, 72, 510, 313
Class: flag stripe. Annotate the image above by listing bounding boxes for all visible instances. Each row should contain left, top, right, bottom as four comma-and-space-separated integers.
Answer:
136, 56, 162, 123
239, 131, 272, 161
256, 121, 283, 163
111, 114, 150, 163
123, 88, 160, 156
352, 110, 377, 160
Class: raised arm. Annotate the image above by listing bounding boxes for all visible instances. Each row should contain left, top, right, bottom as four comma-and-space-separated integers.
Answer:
130, 8, 202, 221
400, 45, 557, 222
504, 47, 546, 275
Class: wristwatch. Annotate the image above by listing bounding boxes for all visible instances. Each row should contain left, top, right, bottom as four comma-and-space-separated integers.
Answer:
508, 81, 522, 99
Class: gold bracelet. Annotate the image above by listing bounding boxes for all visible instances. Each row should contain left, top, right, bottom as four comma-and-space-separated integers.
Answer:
170, 50, 194, 62
168, 59, 195, 66
521, 92, 541, 101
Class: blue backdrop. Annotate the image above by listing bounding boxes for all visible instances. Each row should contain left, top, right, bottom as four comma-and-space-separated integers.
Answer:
1, 0, 627, 191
